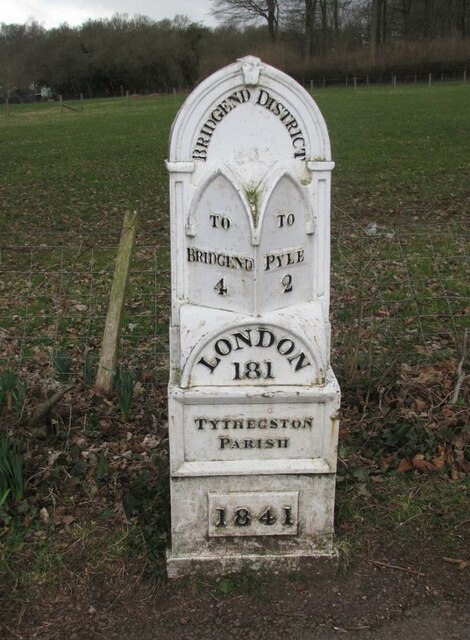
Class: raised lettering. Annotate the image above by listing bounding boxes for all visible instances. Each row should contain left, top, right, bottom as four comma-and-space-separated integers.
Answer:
197, 355, 221, 373
215, 338, 232, 356
256, 329, 275, 348
233, 330, 253, 350
219, 437, 230, 449
277, 338, 295, 356
287, 351, 311, 371
195, 418, 206, 430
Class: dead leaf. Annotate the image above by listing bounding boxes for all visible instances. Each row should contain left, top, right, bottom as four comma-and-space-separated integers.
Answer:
412, 454, 438, 472
411, 397, 428, 412
431, 447, 448, 471
396, 458, 413, 473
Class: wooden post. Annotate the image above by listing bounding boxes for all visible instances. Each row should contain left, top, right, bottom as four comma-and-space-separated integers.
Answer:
353, 77, 357, 90
428, 73, 432, 88
366, 74, 369, 87
393, 75, 397, 88
414, 73, 417, 83
96, 211, 138, 394
310, 80, 313, 92
60, 94, 63, 112
322, 76, 326, 88
464, 70, 467, 85
345, 75, 349, 87
80, 93, 84, 111
126, 90, 129, 109
6, 89, 10, 116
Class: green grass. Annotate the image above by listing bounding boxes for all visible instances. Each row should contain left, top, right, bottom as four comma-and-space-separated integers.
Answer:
1, 85, 468, 238
0, 84, 468, 385
336, 474, 470, 559
0, 94, 180, 242
315, 84, 470, 214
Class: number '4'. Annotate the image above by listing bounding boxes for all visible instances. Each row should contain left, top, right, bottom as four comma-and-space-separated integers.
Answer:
259, 508, 276, 526
214, 278, 228, 295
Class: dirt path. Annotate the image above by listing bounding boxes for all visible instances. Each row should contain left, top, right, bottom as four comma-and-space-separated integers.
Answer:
3, 547, 468, 640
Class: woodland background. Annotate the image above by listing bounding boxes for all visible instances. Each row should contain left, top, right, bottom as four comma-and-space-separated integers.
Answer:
1, 0, 469, 99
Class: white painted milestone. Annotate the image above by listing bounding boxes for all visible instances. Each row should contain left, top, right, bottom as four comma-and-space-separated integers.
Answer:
166, 57, 340, 575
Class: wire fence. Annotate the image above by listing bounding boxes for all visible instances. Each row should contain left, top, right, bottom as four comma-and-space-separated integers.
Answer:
307, 69, 468, 90
1, 67, 467, 109
331, 207, 469, 394
0, 235, 171, 402
0, 212, 468, 423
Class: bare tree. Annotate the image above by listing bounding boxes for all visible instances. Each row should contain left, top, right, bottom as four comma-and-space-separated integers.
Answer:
370, 0, 383, 62
211, 0, 280, 41
304, 0, 318, 62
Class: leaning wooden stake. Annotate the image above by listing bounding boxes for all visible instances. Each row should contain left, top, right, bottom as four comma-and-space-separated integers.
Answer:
96, 211, 138, 394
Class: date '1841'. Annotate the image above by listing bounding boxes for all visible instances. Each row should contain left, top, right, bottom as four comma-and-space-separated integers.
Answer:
215, 506, 294, 528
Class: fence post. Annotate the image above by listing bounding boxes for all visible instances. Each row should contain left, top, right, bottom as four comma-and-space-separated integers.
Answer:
428, 73, 432, 88
126, 90, 129, 109
6, 89, 10, 116
96, 211, 138, 395
464, 70, 467, 85
414, 73, 417, 83
60, 94, 63, 112
322, 76, 326, 88
80, 93, 84, 111
366, 74, 369, 87
353, 76, 357, 90
393, 75, 397, 88
346, 76, 349, 87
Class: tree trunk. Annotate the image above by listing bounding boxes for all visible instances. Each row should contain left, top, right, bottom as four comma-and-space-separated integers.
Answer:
267, 0, 279, 41
424, 0, 434, 40
456, 0, 467, 37
333, 0, 340, 43
402, 0, 412, 41
319, 0, 328, 55
304, 0, 318, 64
381, 0, 387, 45
370, 0, 382, 64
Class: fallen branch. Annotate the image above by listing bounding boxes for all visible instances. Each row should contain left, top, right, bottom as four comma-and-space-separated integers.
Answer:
28, 385, 73, 427
370, 559, 423, 576
443, 557, 469, 571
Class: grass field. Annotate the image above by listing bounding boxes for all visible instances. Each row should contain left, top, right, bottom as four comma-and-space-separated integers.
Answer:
1, 84, 469, 236
1, 84, 468, 380
0, 83, 469, 628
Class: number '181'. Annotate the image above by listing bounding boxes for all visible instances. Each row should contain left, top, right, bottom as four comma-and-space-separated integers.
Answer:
233, 360, 274, 380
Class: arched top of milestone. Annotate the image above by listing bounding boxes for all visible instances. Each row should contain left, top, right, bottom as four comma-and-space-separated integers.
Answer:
168, 56, 332, 163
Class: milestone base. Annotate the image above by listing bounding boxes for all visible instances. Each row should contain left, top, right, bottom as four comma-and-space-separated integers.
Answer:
166, 548, 338, 578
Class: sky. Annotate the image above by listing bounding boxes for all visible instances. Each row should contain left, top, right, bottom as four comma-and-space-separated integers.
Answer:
0, 0, 218, 29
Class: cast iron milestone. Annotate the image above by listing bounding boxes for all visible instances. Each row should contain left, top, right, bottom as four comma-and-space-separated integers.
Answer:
166, 57, 340, 576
